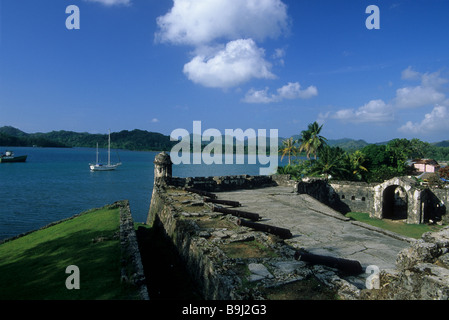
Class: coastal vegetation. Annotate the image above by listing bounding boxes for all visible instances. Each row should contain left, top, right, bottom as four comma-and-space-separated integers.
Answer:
278, 122, 449, 183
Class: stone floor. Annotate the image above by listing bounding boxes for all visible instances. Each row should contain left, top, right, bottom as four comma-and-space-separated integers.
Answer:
215, 186, 411, 272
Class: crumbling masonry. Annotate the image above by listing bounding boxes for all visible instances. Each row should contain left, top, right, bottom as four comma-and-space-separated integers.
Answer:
146, 152, 449, 300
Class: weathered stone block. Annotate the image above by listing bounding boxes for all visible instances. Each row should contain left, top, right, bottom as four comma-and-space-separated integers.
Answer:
422, 227, 449, 248
248, 263, 273, 282
396, 240, 440, 270
406, 263, 449, 300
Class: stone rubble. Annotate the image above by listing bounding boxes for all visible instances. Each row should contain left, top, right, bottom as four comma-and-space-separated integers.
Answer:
361, 226, 449, 300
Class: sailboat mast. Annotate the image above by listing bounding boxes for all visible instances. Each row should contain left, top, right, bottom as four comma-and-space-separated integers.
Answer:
108, 130, 111, 166
96, 143, 99, 164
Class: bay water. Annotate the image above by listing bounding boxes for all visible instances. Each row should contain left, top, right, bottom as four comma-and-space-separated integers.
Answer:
0, 147, 287, 240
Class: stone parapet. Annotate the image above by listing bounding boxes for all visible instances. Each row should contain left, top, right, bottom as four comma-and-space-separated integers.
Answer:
167, 174, 278, 192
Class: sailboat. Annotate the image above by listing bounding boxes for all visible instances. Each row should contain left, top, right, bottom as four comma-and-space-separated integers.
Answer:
89, 130, 122, 171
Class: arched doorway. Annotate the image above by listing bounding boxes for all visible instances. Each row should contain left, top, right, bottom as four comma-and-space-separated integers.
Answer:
422, 190, 446, 224
382, 185, 408, 220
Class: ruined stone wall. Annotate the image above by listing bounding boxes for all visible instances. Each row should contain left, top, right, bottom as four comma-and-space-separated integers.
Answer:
427, 187, 449, 224
329, 181, 375, 215
118, 200, 149, 300
146, 170, 449, 300
296, 178, 340, 210
167, 174, 278, 192
147, 185, 240, 300
146, 183, 364, 300
271, 174, 298, 188
295, 178, 367, 214
296, 177, 449, 224
161, 175, 377, 218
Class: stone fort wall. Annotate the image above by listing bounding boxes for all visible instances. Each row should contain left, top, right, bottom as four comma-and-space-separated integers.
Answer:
147, 152, 449, 300
156, 173, 449, 224
295, 178, 375, 215
296, 176, 449, 225
147, 172, 449, 300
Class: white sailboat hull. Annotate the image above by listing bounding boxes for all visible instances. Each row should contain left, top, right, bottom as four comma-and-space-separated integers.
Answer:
90, 163, 121, 171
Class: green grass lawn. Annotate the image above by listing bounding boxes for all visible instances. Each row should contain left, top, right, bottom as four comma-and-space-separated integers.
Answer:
346, 212, 445, 239
0, 206, 138, 300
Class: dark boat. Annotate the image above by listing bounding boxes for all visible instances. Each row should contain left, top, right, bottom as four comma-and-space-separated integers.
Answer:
0, 150, 27, 163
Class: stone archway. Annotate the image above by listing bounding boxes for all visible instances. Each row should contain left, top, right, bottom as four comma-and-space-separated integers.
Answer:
373, 177, 424, 224
422, 189, 447, 224
382, 185, 408, 220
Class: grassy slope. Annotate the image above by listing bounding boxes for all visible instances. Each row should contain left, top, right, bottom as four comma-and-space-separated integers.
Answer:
346, 212, 444, 239
0, 207, 137, 300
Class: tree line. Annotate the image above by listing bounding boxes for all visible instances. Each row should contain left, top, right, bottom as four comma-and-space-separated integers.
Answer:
0, 126, 176, 151
278, 122, 449, 183
0, 132, 68, 148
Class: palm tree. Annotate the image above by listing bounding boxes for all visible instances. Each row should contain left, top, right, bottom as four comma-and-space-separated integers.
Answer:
298, 121, 327, 159
311, 146, 348, 180
279, 137, 298, 165
348, 150, 368, 181
298, 129, 312, 160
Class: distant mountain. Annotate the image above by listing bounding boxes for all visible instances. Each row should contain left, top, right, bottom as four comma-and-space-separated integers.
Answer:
0, 126, 176, 151
433, 140, 449, 148
284, 136, 369, 152
0, 126, 29, 138
326, 138, 370, 151
0, 126, 69, 148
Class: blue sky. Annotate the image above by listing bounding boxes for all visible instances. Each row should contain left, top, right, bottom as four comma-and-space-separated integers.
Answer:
0, 0, 448, 143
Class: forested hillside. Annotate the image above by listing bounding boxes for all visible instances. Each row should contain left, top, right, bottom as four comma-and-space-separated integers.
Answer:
0, 126, 176, 151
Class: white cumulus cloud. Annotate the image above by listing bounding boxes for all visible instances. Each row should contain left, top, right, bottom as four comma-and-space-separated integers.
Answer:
277, 82, 318, 100
156, 0, 291, 89
397, 67, 449, 136
394, 86, 445, 109
399, 105, 449, 135
243, 82, 318, 103
155, 0, 289, 46
401, 66, 421, 81
395, 67, 447, 109
243, 87, 274, 104
325, 100, 395, 124
325, 67, 448, 126
183, 39, 275, 88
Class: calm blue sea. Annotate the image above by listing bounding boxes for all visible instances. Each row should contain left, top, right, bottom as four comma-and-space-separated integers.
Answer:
0, 147, 287, 240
